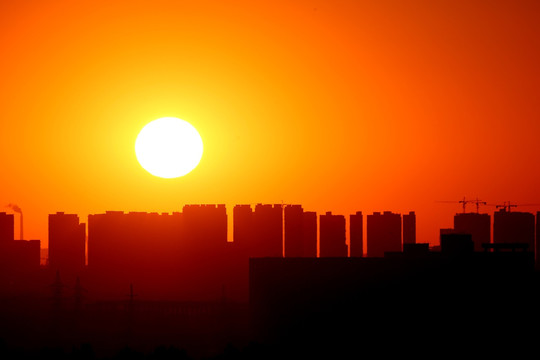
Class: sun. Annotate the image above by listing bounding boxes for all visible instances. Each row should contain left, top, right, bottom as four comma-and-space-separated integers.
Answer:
135, 117, 203, 178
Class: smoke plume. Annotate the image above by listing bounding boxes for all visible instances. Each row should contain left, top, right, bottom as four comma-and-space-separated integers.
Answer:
7, 204, 22, 214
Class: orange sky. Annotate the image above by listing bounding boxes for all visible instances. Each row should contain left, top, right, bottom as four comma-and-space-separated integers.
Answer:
1, 0, 539, 248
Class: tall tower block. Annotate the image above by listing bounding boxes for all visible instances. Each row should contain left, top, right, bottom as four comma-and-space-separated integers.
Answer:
350, 211, 363, 257
48, 212, 86, 278
320, 212, 347, 257
403, 211, 416, 245
284, 205, 304, 257
0, 213, 14, 243
367, 211, 401, 257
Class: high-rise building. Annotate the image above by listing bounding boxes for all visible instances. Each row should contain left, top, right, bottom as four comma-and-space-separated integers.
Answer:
48, 212, 86, 277
233, 203, 284, 258
302, 211, 317, 257
536, 212, 540, 266
88, 206, 230, 300
320, 212, 347, 257
88, 210, 184, 297
403, 211, 416, 245
284, 205, 304, 258
182, 204, 228, 254
233, 204, 254, 255
367, 211, 401, 257
494, 210, 535, 252
350, 211, 363, 257
0, 212, 14, 242
253, 204, 283, 258
454, 213, 490, 252
283, 207, 318, 257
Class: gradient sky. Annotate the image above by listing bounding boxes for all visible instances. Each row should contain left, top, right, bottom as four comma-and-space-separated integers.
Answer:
1, 0, 539, 248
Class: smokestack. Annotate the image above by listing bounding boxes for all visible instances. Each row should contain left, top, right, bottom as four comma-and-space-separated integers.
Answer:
6, 204, 23, 240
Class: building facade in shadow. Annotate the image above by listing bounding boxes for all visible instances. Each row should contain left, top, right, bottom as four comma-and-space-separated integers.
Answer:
454, 212, 491, 251
402, 211, 416, 245
349, 211, 363, 257
48, 212, 86, 283
367, 211, 401, 257
319, 212, 347, 257
494, 210, 535, 252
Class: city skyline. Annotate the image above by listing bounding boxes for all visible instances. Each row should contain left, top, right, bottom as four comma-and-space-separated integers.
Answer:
2, 0, 540, 250
2, 1, 540, 357
1, 204, 538, 357
3, 203, 539, 261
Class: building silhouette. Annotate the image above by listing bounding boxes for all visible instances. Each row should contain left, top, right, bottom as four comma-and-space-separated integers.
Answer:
0, 212, 15, 243
233, 204, 254, 257
88, 211, 184, 298
88, 206, 232, 300
367, 211, 401, 257
0, 213, 40, 294
537, 212, 540, 265
440, 233, 474, 254
253, 204, 283, 258
182, 204, 229, 299
283, 205, 317, 258
249, 242, 535, 356
402, 211, 416, 245
48, 212, 86, 280
494, 210, 535, 252
349, 211, 363, 257
302, 211, 317, 257
454, 213, 491, 252
284, 205, 304, 257
319, 212, 347, 257
182, 204, 228, 253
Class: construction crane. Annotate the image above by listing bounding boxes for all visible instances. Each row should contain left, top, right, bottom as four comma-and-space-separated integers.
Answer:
436, 197, 487, 214
490, 201, 540, 212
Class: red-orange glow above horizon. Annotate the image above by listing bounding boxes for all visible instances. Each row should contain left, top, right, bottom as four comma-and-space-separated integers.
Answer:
1, 0, 540, 247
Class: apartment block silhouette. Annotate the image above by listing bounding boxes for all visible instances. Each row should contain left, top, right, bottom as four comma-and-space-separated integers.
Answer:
494, 210, 535, 252
350, 211, 363, 257
403, 211, 416, 245
320, 212, 347, 257
367, 211, 401, 257
454, 213, 490, 252
48, 212, 86, 279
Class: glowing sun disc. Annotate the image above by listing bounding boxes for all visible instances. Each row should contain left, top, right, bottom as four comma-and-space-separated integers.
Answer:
135, 117, 203, 178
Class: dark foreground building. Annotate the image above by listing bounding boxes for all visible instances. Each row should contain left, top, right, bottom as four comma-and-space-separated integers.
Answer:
494, 210, 535, 251
250, 243, 536, 356
454, 212, 491, 251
